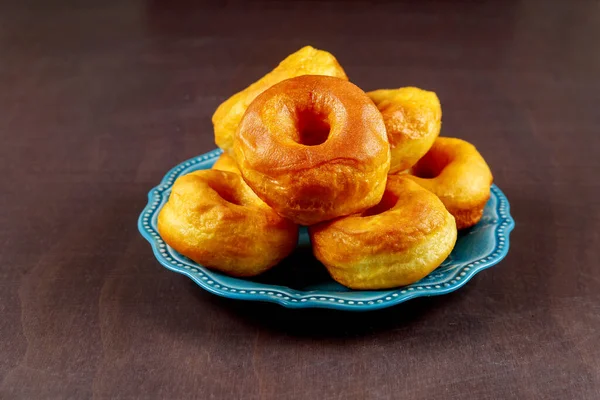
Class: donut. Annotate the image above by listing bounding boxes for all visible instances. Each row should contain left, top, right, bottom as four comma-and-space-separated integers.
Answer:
367, 87, 441, 173
212, 46, 348, 152
212, 152, 240, 174
405, 137, 493, 229
157, 170, 298, 277
309, 175, 457, 289
233, 75, 391, 225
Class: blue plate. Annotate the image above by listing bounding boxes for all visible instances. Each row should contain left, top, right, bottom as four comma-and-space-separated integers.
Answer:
138, 149, 514, 311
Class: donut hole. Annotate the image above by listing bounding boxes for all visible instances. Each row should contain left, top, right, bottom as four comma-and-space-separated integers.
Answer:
218, 188, 243, 206
412, 152, 450, 179
361, 190, 399, 217
412, 163, 439, 179
207, 179, 246, 206
294, 109, 331, 146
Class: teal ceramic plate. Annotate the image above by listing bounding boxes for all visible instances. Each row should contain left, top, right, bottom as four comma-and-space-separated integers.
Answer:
138, 149, 514, 311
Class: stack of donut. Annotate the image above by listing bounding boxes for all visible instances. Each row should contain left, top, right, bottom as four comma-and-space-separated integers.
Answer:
158, 46, 493, 289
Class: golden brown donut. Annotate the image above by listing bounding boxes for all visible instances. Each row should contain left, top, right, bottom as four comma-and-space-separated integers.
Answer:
368, 87, 441, 173
234, 75, 391, 226
212, 152, 240, 174
309, 176, 457, 289
406, 137, 493, 229
213, 46, 348, 152
157, 170, 298, 277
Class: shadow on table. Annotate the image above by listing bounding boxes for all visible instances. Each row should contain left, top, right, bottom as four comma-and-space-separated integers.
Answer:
189, 279, 476, 339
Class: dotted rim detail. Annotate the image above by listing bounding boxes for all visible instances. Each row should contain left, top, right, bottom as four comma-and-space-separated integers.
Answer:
138, 149, 515, 311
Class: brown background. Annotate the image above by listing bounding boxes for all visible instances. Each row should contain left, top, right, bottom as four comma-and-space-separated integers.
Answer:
1, 0, 599, 399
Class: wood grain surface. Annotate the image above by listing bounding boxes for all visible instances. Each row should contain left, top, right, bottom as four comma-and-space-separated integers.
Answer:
1, 0, 599, 399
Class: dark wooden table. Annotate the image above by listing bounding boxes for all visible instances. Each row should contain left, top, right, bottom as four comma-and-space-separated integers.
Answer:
2, 1, 599, 399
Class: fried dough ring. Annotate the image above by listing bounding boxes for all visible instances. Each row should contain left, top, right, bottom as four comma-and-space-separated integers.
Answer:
234, 75, 391, 225
309, 176, 457, 289
213, 46, 348, 152
157, 170, 298, 276
406, 137, 493, 229
368, 87, 441, 173
212, 152, 240, 174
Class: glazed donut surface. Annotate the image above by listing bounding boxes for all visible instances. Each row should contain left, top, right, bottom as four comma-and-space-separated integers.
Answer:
212, 46, 348, 152
309, 175, 457, 289
406, 137, 493, 229
368, 87, 441, 174
157, 170, 298, 276
234, 75, 391, 225
212, 152, 241, 174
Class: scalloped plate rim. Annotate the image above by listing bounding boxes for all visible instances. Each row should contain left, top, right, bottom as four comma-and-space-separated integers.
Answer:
138, 149, 515, 311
